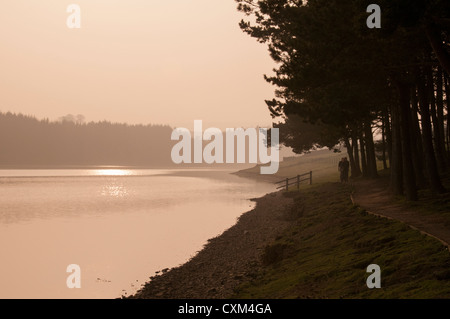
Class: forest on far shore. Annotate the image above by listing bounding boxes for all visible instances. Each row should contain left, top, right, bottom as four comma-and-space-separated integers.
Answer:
0, 112, 174, 167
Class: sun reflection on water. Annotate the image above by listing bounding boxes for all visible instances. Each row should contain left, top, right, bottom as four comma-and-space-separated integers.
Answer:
94, 170, 132, 197
92, 169, 133, 176
101, 184, 129, 198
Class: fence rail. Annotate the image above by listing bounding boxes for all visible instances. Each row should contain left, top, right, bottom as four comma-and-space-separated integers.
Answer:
275, 171, 312, 191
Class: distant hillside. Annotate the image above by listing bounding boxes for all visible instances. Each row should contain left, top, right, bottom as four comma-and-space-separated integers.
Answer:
0, 112, 175, 167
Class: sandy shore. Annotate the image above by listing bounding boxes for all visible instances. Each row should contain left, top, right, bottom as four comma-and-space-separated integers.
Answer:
128, 191, 294, 299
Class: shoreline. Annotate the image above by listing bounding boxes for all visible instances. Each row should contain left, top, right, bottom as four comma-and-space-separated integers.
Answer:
128, 190, 294, 299
0, 164, 256, 170
231, 167, 283, 184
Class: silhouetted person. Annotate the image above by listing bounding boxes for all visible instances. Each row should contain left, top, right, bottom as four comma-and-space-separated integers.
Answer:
338, 157, 349, 183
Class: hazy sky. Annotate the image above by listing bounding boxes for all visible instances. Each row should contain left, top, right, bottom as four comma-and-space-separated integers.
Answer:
0, 1, 276, 129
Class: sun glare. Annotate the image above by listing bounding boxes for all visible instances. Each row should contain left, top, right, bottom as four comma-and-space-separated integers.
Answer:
92, 169, 132, 176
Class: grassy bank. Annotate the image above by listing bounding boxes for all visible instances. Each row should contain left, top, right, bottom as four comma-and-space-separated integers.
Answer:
232, 182, 450, 299
235, 149, 343, 185
403, 171, 450, 228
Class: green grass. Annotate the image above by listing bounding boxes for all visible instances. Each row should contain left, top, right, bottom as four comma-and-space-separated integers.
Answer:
232, 182, 450, 299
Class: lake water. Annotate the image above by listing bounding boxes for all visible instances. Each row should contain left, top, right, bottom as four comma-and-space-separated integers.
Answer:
0, 168, 275, 299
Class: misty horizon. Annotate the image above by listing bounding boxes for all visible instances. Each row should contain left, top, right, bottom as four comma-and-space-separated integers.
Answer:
0, 111, 295, 168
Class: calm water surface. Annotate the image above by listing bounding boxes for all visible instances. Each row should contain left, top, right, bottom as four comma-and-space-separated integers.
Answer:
0, 168, 274, 298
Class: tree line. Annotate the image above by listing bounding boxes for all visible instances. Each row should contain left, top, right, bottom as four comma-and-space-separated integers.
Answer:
0, 112, 174, 167
237, 0, 450, 200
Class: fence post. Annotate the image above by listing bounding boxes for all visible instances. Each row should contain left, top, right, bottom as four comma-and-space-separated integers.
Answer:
310, 171, 312, 185
286, 178, 289, 191
297, 175, 300, 190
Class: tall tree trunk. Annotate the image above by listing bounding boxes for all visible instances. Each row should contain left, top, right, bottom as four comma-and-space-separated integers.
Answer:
398, 81, 418, 201
364, 120, 378, 178
344, 136, 356, 179
390, 102, 403, 196
410, 87, 426, 187
381, 117, 388, 170
352, 130, 362, 177
384, 107, 392, 168
436, 67, 447, 169
428, 68, 447, 171
445, 75, 450, 160
360, 131, 368, 178
417, 70, 446, 194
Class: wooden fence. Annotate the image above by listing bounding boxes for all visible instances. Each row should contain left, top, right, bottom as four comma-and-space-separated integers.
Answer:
275, 171, 313, 191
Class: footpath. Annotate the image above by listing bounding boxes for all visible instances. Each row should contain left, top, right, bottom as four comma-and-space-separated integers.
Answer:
352, 177, 450, 250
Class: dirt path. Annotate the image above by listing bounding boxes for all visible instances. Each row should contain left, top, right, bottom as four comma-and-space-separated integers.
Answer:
352, 178, 450, 250
128, 191, 294, 299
